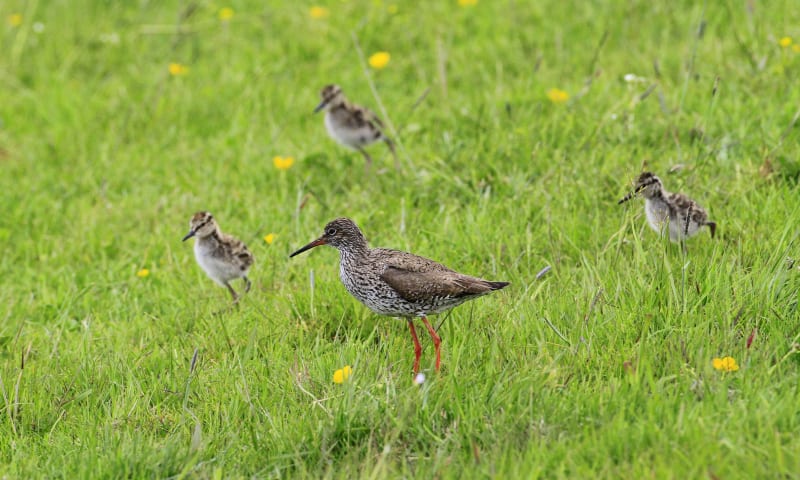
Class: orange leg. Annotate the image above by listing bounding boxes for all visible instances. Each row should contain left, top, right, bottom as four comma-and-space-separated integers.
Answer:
408, 320, 422, 373
421, 316, 441, 372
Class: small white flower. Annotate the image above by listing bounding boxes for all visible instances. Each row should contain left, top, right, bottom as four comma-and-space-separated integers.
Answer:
32, 22, 45, 33
100, 32, 120, 45
414, 373, 426, 385
623, 73, 646, 83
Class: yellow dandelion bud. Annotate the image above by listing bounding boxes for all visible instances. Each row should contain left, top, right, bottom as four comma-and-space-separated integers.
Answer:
779, 36, 792, 48
309, 6, 329, 19
387, 4, 398, 14
712, 356, 739, 372
546, 88, 569, 104
368, 51, 390, 70
458, 0, 478, 6
272, 156, 295, 170
168, 63, 189, 76
218, 7, 234, 21
264, 233, 276, 244
333, 365, 353, 384
793, 44, 800, 53
136, 268, 150, 278
8, 14, 22, 27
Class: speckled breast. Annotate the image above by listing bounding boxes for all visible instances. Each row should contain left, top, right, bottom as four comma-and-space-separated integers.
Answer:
338, 262, 418, 317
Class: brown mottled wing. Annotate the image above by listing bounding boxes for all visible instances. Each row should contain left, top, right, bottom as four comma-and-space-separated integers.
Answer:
221, 233, 254, 270
376, 249, 496, 303
350, 105, 386, 131
668, 192, 708, 223
381, 266, 500, 303
668, 192, 692, 212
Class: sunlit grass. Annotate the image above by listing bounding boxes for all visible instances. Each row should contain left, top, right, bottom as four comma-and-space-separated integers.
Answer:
0, 0, 799, 477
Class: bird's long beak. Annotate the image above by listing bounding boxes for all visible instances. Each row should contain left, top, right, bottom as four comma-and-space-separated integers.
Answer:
182, 230, 196, 241
617, 184, 646, 205
313, 99, 328, 114
289, 237, 327, 257
617, 190, 636, 204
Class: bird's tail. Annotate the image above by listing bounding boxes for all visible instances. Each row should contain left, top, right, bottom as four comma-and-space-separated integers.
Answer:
706, 221, 717, 239
486, 281, 510, 290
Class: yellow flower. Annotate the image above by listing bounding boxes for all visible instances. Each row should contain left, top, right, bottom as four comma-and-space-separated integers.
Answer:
387, 4, 398, 14
368, 51, 390, 70
8, 14, 22, 27
168, 63, 189, 76
779, 36, 792, 48
333, 365, 352, 384
272, 156, 295, 170
136, 268, 150, 278
793, 44, 800, 53
712, 356, 739, 372
458, 0, 478, 6
218, 7, 234, 21
264, 233, 276, 244
309, 6, 329, 19
546, 88, 569, 104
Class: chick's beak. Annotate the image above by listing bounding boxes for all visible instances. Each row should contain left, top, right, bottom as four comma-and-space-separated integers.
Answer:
313, 99, 328, 114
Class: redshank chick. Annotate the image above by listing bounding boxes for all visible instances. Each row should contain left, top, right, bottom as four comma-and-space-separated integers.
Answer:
183, 212, 254, 303
618, 172, 716, 242
314, 84, 399, 171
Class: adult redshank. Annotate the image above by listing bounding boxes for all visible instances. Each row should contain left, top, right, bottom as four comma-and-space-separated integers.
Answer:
289, 218, 509, 373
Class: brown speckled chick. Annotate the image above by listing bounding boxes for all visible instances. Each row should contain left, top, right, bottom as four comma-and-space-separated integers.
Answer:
618, 172, 716, 242
314, 84, 398, 170
183, 212, 254, 302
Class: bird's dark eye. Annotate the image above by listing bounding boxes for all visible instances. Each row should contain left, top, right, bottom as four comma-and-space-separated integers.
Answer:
325, 228, 337, 236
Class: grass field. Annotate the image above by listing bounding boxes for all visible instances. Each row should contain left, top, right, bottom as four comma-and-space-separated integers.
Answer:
2, 0, 800, 477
